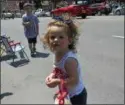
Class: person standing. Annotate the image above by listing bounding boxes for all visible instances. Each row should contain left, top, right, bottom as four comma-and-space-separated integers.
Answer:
19, 0, 25, 16
43, 17, 87, 105
22, 3, 39, 57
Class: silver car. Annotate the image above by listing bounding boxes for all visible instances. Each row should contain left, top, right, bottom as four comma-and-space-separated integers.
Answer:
113, 5, 125, 15
34, 9, 45, 17
1, 12, 15, 19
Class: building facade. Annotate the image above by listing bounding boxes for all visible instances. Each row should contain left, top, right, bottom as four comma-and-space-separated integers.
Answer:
2, 0, 123, 12
1, 0, 19, 12
1, 0, 74, 12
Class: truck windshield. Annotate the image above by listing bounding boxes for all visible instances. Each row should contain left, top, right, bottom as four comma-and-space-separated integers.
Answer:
73, 0, 106, 5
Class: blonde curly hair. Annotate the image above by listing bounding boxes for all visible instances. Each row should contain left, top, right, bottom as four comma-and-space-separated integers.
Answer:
41, 19, 80, 52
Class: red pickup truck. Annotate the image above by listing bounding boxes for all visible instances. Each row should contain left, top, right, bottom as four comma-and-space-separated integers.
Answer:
51, 0, 111, 19
51, 3, 93, 19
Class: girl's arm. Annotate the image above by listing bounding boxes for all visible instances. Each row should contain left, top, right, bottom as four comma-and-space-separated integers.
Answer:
45, 72, 55, 82
46, 58, 78, 88
45, 73, 60, 88
64, 57, 79, 89
46, 58, 79, 88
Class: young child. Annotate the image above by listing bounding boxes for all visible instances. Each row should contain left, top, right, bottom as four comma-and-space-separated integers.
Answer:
22, 3, 39, 57
42, 15, 87, 105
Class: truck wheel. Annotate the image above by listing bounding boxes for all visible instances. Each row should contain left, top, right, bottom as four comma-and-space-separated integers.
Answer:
81, 14, 87, 19
115, 10, 121, 15
105, 11, 110, 15
97, 11, 102, 16
92, 13, 96, 16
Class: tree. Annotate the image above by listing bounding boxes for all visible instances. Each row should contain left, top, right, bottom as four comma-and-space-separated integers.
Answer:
33, 0, 42, 9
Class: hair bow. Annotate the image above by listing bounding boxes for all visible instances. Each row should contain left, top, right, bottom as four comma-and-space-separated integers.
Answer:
52, 12, 73, 24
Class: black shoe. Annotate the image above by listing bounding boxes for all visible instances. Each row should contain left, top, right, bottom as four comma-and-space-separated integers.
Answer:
31, 53, 35, 57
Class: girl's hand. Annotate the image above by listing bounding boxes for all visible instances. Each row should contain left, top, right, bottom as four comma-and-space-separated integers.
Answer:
45, 73, 55, 83
46, 78, 60, 88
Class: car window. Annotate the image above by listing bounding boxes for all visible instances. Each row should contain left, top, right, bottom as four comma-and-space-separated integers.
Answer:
73, 0, 88, 5
77, 1, 84, 4
114, 5, 118, 8
90, 3, 101, 8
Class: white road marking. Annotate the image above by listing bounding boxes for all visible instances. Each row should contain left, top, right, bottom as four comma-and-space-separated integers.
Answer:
112, 35, 124, 39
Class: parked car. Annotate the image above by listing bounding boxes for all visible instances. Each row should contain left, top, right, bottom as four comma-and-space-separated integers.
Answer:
89, 2, 112, 15
112, 5, 125, 15
1, 12, 15, 19
34, 9, 46, 17
51, 1, 93, 19
45, 11, 51, 17
14, 10, 22, 18
51, 0, 112, 19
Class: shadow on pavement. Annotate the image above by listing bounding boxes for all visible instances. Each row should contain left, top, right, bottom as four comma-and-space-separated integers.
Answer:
9, 59, 30, 68
0, 92, 13, 100
0, 54, 17, 62
32, 51, 50, 58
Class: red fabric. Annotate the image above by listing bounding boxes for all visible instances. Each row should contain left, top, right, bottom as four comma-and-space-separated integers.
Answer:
53, 68, 68, 105
53, 67, 67, 79
9, 42, 21, 46
56, 79, 68, 105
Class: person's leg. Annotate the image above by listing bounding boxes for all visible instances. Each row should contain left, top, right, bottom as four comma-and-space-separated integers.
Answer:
32, 37, 37, 53
28, 38, 34, 56
29, 43, 33, 52
70, 88, 87, 105
28, 38, 32, 51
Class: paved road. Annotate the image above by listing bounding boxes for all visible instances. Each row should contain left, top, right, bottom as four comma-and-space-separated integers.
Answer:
1, 16, 124, 104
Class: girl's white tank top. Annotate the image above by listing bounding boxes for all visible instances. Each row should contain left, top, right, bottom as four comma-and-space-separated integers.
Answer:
53, 51, 84, 98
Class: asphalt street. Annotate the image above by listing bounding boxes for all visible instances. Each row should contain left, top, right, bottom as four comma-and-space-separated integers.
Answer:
1, 16, 124, 104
